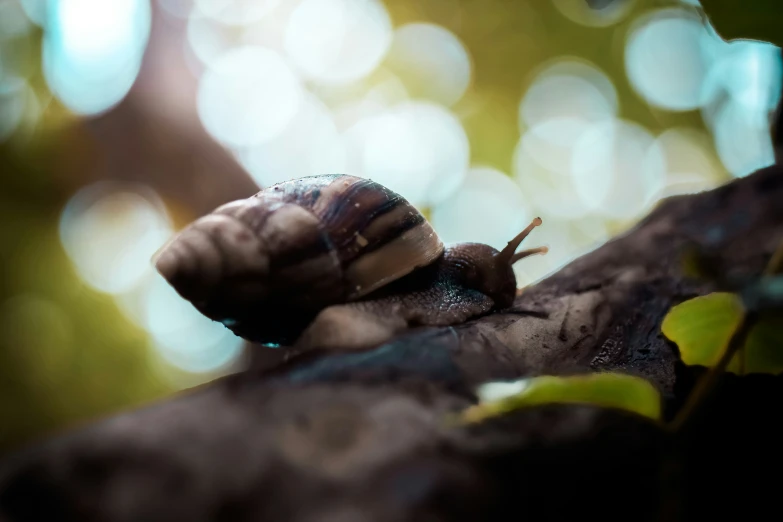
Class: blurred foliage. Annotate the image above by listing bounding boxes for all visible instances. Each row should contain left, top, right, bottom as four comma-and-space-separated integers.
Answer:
386, 0, 730, 184
460, 373, 663, 423
0, 138, 174, 454
699, 0, 783, 47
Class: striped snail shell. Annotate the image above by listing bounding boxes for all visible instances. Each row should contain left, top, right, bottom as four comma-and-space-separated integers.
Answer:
154, 174, 444, 344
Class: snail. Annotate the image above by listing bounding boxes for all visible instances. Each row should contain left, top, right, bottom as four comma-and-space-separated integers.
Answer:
153, 174, 547, 351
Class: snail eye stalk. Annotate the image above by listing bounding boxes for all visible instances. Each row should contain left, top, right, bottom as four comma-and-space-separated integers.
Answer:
509, 246, 549, 265
495, 217, 547, 267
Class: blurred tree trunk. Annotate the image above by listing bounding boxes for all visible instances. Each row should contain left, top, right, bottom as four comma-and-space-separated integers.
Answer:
50, 0, 260, 223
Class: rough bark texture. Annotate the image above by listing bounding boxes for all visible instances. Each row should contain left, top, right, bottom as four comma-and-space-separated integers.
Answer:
2, 166, 783, 521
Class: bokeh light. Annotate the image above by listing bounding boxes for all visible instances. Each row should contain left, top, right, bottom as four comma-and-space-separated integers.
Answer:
513, 216, 609, 287
345, 100, 470, 208
705, 41, 782, 177
1, 3, 37, 141
42, 0, 151, 115
384, 23, 471, 107
705, 40, 782, 113
58, 182, 173, 295
431, 166, 531, 250
712, 101, 777, 178
625, 8, 720, 111
236, 92, 346, 187
194, 0, 281, 26
514, 120, 594, 219
623, 7, 781, 178
514, 59, 619, 220
114, 273, 244, 376
656, 127, 722, 197
58, 181, 244, 375
142, 274, 244, 374
0, 76, 28, 142
330, 71, 409, 130
0, 0, 32, 38
18, 0, 48, 26
284, 0, 392, 86
571, 119, 666, 220
186, 9, 246, 68
197, 45, 303, 147
519, 58, 618, 130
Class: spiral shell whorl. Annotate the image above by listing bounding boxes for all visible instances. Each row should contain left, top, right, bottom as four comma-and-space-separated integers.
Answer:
154, 212, 270, 303
263, 174, 444, 298
156, 196, 344, 317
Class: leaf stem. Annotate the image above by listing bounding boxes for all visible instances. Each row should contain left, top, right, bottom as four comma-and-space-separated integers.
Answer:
670, 239, 781, 433
669, 312, 758, 433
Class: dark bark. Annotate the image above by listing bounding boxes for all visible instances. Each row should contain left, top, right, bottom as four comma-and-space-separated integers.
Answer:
2, 166, 783, 521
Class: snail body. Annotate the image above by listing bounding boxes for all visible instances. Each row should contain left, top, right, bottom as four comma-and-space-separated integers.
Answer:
154, 174, 546, 349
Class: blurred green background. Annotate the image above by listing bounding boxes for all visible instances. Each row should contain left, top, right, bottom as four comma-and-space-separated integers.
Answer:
0, 0, 780, 454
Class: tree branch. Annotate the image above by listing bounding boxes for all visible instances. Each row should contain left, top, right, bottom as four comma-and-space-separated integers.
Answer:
2, 165, 783, 522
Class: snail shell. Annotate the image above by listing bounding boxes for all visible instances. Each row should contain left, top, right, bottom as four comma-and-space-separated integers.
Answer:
154, 174, 444, 343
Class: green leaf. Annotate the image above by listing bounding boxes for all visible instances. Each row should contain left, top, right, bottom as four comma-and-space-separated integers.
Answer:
460, 373, 662, 423
744, 312, 783, 375
661, 292, 745, 369
698, 0, 783, 48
